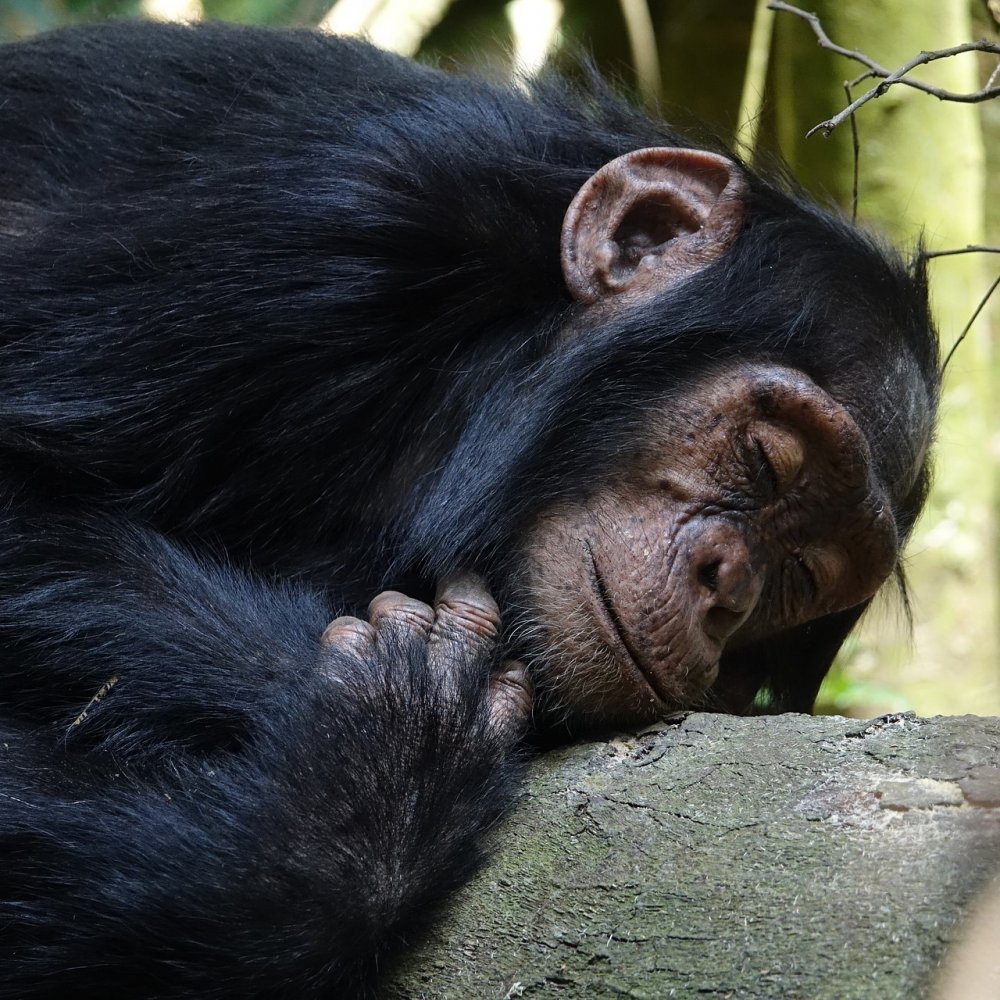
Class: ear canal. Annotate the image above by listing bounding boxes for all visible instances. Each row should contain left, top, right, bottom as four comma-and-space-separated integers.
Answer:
561, 148, 749, 304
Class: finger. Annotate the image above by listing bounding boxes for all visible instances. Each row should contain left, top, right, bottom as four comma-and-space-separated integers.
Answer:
489, 660, 533, 735
320, 616, 377, 654
367, 590, 435, 639
429, 573, 500, 666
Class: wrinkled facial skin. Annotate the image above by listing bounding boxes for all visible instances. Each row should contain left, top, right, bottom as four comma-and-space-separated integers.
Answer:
516, 362, 899, 726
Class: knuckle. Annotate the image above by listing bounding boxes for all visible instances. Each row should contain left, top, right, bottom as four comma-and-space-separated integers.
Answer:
495, 664, 532, 701
489, 666, 533, 731
368, 592, 434, 632
435, 598, 501, 641
321, 617, 376, 649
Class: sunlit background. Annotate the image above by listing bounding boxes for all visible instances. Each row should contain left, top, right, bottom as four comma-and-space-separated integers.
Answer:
2, 0, 998, 718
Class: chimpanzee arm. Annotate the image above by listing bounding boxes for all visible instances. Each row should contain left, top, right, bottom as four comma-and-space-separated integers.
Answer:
0, 509, 527, 998
0, 506, 340, 754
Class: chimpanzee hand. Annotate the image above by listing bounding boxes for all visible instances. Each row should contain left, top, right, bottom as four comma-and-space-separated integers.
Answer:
234, 572, 533, 991
318, 573, 532, 738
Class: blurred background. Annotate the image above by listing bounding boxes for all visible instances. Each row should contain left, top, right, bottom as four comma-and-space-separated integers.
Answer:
1, 0, 998, 718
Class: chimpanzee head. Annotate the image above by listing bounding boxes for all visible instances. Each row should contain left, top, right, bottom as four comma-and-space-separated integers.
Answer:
404, 145, 938, 728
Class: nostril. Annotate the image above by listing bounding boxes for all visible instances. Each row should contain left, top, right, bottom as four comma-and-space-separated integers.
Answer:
698, 560, 721, 592
688, 523, 762, 642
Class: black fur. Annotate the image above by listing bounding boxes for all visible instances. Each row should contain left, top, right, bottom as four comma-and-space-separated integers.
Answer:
0, 21, 938, 998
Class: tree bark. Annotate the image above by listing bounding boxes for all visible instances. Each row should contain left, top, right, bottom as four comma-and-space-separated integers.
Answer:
385, 712, 1000, 999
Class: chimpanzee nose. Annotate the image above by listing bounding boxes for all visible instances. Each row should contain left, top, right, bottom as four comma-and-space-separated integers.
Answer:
691, 522, 762, 643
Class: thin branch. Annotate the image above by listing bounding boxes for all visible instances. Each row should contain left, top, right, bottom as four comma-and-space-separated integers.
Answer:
924, 245, 1000, 259
941, 273, 1000, 374
768, 1, 1000, 136
843, 80, 860, 222
848, 69, 878, 89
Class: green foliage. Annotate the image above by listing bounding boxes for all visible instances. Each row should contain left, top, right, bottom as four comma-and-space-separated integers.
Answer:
814, 666, 910, 717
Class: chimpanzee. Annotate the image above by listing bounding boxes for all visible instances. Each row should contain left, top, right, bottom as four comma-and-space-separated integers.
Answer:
0, 19, 937, 1000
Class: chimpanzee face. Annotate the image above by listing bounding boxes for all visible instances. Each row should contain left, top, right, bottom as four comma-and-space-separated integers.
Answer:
516, 362, 898, 724
485, 143, 933, 727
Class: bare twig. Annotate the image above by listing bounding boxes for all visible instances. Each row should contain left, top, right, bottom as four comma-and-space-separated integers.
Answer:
926, 248, 1000, 373
768, 1, 1000, 136
941, 273, 1000, 374
843, 80, 860, 222
924, 244, 1000, 259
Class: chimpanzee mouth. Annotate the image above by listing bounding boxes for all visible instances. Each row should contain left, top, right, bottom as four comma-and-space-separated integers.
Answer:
584, 541, 670, 706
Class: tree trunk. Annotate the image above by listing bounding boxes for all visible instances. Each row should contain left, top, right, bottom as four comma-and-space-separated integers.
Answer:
385, 713, 1000, 999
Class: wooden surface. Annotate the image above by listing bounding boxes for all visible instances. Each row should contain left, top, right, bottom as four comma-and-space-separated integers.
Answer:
386, 712, 1000, 999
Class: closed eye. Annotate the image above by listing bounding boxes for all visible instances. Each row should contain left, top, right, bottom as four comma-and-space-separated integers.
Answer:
748, 435, 779, 494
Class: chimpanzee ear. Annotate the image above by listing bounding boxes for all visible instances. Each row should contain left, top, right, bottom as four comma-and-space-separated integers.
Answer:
561, 148, 748, 304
